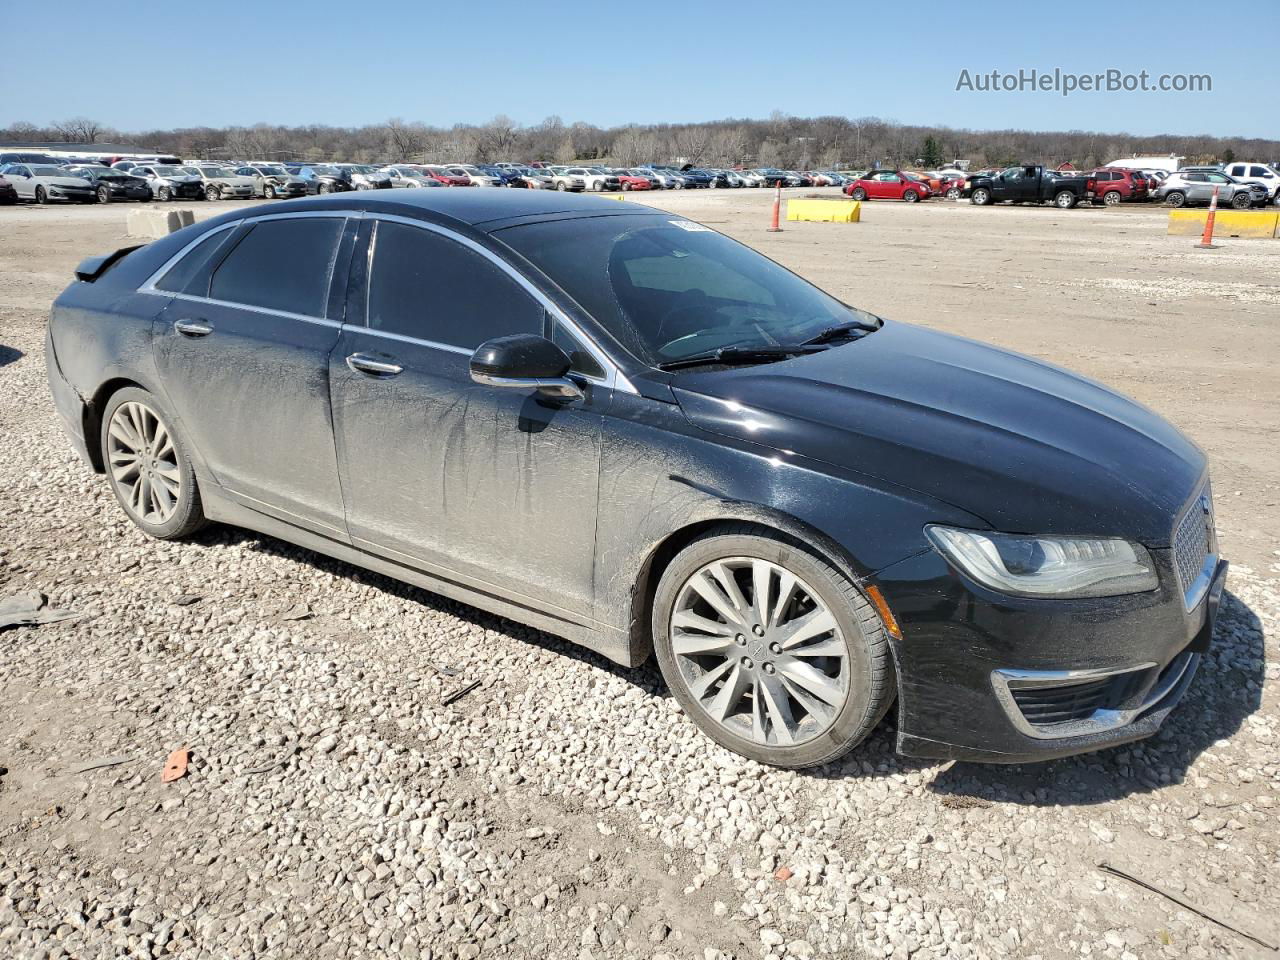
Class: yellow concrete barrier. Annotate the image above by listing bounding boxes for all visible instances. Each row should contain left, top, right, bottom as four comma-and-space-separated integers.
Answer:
1167, 209, 1279, 238
786, 198, 861, 223
597, 193, 628, 201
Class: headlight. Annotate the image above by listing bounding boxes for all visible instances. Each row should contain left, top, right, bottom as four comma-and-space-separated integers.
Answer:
925, 526, 1158, 599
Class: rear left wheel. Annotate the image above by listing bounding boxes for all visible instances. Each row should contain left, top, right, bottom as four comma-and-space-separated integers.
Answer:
100, 388, 207, 540
96, 185, 111, 204
652, 525, 892, 768
1103, 190, 1121, 206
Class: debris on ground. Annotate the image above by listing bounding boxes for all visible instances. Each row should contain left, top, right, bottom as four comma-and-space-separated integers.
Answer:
441, 678, 481, 706
160, 747, 190, 783
0, 590, 80, 631
67, 756, 131, 775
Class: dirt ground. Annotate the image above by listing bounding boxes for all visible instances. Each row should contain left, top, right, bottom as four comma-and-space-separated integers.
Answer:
0, 191, 1277, 960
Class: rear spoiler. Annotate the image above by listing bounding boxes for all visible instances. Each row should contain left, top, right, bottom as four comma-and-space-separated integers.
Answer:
75, 245, 143, 283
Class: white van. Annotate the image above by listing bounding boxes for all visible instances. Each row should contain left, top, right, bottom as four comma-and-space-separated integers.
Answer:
1222, 162, 1280, 203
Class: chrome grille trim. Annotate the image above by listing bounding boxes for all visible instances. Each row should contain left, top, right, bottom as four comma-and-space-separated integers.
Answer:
1172, 481, 1216, 611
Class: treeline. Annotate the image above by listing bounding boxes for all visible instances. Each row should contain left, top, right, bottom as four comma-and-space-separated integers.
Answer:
4, 114, 1276, 169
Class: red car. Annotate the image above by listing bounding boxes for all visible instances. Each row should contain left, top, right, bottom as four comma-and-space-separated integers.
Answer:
0, 173, 17, 205
1086, 167, 1150, 206
421, 165, 473, 187
613, 170, 653, 191
844, 170, 933, 202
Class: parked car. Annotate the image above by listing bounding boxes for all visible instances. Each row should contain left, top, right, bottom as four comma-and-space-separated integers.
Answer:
639, 166, 685, 189
65, 165, 154, 203
585, 167, 624, 191
1154, 170, 1257, 209
735, 170, 764, 188
544, 168, 587, 192
0, 152, 62, 166
422, 165, 474, 187
510, 167, 556, 189
552, 166, 617, 192
1222, 162, 1280, 203
676, 168, 713, 188
380, 166, 441, 188
286, 164, 355, 194
184, 165, 257, 201
130, 164, 207, 201
0, 172, 18, 204
612, 169, 654, 191
0, 163, 95, 203
753, 168, 800, 187
443, 164, 502, 188
235, 164, 309, 199
962, 166, 1096, 208
1086, 168, 1150, 205
49, 190, 1225, 769
477, 164, 520, 186
334, 164, 393, 190
844, 171, 933, 202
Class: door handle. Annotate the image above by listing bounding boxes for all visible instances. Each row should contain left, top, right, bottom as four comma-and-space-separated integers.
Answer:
173, 319, 213, 337
346, 353, 403, 377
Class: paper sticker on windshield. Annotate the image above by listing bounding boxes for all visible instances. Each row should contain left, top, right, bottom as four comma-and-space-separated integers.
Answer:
669, 219, 711, 232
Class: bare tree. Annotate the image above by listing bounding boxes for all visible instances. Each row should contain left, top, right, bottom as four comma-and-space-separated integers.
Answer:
52, 117, 105, 143
384, 118, 424, 162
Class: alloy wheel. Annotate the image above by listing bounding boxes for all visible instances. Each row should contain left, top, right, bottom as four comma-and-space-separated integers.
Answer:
106, 401, 182, 525
669, 557, 850, 747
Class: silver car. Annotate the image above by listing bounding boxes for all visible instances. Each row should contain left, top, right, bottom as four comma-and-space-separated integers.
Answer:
334, 164, 393, 190
130, 164, 208, 201
382, 166, 442, 188
1156, 170, 1259, 209
235, 164, 309, 199
0, 163, 95, 203
183, 165, 257, 201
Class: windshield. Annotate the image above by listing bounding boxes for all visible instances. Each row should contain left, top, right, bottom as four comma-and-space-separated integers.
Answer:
201, 167, 234, 177
499, 215, 876, 365
30, 166, 66, 176
311, 165, 340, 176
258, 165, 287, 175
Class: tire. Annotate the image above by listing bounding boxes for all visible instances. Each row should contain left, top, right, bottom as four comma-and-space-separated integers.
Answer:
850, 187, 867, 201
100, 387, 207, 540
652, 523, 893, 769
902, 189, 919, 203
1103, 190, 1121, 206
205, 185, 220, 201
264, 184, 277, 199
1165, 191, 1186, 208
556, 181, 567, 191
621, 181, 632, 191
1054, 191, 1077, 209
35, 186, 48, 204
157, 186, 171, 201
318, 182, 331, 194
946, 187, 960, 200
1230, 192, 1252, 210
96, 185, 111, 204
970, 187, 990, 205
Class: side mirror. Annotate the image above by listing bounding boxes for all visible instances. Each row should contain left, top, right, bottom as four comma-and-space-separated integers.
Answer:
469, 334, 583, 401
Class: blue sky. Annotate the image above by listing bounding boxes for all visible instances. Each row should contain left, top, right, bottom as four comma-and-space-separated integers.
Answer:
1, 1, 1262, 138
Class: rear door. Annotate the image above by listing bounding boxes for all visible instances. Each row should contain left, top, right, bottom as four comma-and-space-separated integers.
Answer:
328, 215, 612, 618
149, 212, 356, 539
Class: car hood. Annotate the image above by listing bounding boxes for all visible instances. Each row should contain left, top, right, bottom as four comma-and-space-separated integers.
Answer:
671, 322, 1205, 546
40, 176, 94, 187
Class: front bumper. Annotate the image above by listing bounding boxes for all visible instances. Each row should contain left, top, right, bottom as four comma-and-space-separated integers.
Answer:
876, 547, 1228, 763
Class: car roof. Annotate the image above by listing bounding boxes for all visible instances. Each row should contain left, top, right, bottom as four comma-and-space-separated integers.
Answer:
223, 188, 661, 232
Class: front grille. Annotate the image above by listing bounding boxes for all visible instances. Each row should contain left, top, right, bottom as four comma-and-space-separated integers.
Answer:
1172, 483, 1213, 596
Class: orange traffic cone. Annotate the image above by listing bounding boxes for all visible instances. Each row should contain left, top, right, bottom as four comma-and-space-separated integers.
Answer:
1196, 186, 1220, 249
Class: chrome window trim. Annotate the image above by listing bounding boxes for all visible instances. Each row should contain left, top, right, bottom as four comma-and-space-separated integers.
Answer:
137, 210, 361, 314
364, 212, 636, 393
989, 656, 1207, 741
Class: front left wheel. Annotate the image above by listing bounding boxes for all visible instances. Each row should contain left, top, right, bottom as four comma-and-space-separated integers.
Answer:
100, 388, 207, 539
652, 525, 892, 768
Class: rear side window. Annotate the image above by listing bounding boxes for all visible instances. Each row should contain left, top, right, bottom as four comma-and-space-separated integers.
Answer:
155, 226, 238, 296
209, 217, 344, 317
366, 220, 542, 349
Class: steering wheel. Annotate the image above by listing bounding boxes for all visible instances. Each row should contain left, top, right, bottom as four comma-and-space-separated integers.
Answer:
652, 290, 723, 349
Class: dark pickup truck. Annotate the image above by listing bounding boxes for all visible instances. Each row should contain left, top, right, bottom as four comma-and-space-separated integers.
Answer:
963, 165, 1096, 208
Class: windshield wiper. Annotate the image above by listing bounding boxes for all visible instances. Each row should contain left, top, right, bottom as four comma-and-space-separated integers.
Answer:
657, 344, 827, 371
799, 318, 881, 346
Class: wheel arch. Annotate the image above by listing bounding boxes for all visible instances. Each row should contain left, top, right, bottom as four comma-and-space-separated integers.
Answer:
626, 503, 869, 666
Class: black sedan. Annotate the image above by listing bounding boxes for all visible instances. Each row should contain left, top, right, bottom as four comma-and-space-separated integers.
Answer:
66, 165, 154, 203
46, 191, 1225, 767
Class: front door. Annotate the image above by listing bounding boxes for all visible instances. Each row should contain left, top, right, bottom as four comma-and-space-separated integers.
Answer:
328, 217, 610, 619
151, 214, 353, 538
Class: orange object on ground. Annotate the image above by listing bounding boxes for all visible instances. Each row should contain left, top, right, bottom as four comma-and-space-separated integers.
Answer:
161, 747, 190, 783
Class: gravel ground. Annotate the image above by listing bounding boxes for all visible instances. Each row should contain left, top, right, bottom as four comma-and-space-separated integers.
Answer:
0, 194, 1277, 960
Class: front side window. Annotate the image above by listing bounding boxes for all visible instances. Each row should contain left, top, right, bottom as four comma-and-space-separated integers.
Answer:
209, 217, 344, 317
366, 221, 542, 349
498, 215, 873, 365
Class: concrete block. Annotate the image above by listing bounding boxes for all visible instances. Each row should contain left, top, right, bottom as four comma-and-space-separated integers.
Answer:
127, 208, 196, 239
1167, 209, 1278, 238
786, 198, 861, 223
